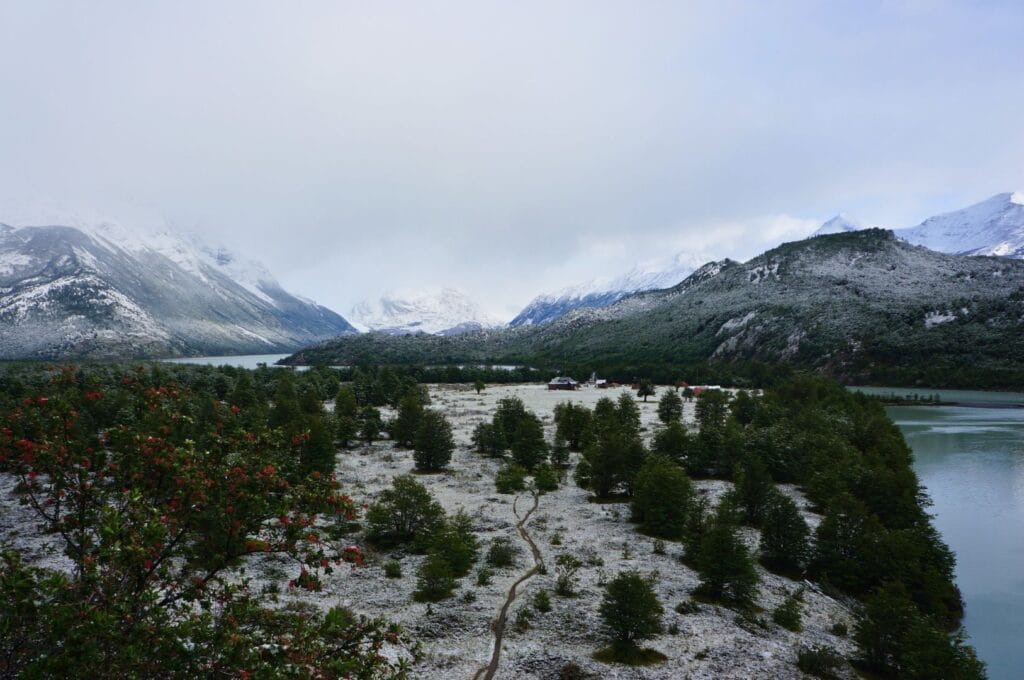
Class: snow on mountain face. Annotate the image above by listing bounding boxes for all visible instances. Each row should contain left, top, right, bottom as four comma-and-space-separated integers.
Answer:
812, 213, 864, 237
509, 250, 709, 327
0, 213, 355, 359
895, 192, 1024, 258
349, 288, 502, 335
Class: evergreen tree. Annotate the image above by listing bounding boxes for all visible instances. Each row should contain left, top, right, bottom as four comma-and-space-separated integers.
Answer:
615, 393, 641, 439
652, 420, 689, 463
413, 409, 455, 471
759, 491, 810, 575
510, 413, 547, 471
636, 379, 656, 402
228, 371, 259, 408
300, 414, 336, 477
553, 401, 593, 450
366, 475, 445, 549
358, 406, 383, 443
694, 389, 729, 430
413, 554, 456, 602
471, 421, 506, 456
334, 385, 360, 448
731, 455, 775, 525
694, 505, 759, 607
473, 379, 485, 394
428, 510, 478, 577
656, 388, 683, 424
598, 571, 664, 652
391, 390, 425, 448
730, 389, 757, 425
631, 455, 694, 539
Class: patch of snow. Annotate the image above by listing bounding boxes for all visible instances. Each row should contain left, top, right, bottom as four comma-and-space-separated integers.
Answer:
924, 311, 956, 328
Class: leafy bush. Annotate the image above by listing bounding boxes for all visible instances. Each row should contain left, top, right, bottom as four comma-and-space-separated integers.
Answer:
495, 463, 528, 494
413, 555, 456, 602
533, 589, 552, 613
555, 554, 583, 597
534, 462, 559, 492
366, 475, 445, 550
796, 646, 845, 679
383, 560, 402, 579
772, 591, 803, 632
486, 537, 516, 568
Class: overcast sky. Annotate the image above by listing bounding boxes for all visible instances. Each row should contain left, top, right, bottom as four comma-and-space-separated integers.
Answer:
2, 1, 1023, 320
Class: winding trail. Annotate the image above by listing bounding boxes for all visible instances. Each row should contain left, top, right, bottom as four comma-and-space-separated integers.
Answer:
472, 491, 544, 680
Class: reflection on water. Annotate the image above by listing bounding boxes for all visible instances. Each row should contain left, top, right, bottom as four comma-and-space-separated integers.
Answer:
884, 397, 1024, 680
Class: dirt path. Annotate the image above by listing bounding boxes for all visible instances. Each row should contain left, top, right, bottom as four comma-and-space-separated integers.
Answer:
472, 491, 544, 680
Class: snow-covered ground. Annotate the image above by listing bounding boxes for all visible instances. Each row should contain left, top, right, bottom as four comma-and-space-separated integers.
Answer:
270, 384, 856, 678
1, 383, 858, 678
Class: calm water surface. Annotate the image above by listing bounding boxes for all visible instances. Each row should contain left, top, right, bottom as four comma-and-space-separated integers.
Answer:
858, 388, 1024, 680
161, 354, 293, 369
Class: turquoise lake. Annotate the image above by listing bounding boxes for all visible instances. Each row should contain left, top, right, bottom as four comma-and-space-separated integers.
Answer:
856, 387, 1024, 680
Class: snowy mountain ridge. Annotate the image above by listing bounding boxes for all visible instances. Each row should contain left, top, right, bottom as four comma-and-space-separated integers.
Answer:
349, 287, 503, 335
0, 211, 355, 359
509, 250, 710, 327
894, 191, 1024, 258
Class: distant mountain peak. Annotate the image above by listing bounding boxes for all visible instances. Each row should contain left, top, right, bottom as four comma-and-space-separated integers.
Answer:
349, 287, 502, 335
895, 191, 1024, 258
812, 213, 863, 237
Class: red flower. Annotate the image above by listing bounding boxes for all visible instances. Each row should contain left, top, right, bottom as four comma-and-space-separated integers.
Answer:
143, 559, 153, 570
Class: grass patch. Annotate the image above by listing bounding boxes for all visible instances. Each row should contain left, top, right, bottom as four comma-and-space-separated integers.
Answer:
592, 645, 667, 666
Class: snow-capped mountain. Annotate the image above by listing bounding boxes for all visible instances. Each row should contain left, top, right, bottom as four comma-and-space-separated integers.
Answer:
508, 251, 709, 327
0, 211, 355, 359
349, 287, 502, 335
895, 191, 1024, 258
811, 213, 864, 237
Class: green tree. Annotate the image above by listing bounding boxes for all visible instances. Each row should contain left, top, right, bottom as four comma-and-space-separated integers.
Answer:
855, 582, 985, 680
553, 401, 593, 450
694, 389, 729, 430
366, 475, 445, 549
631, 455, 694, 539
533, 462, 559, 492
730, 389, 757, 425
510, 413, 548, 471
473, 379, 485, 394
359, 406, 383, 443
656, 388, 683, 424
694, 505, 759, 607
413, 409, 455, 472
731, 455, 775, 525
598, 571, 664, 652
301, 414, 337, 476
636, 380, 656, 402
413, 554, 456, 602
471, 421, 506, 457
759, 492, 810, 575
391, 390, 425, 448
652, 420, 690, 464
428, 510, 478, 577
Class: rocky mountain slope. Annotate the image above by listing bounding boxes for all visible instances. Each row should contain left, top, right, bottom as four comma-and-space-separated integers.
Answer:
509, 251, 709, 327
0, 217, 355, 359
348, 287, 501, 335
285, 230, 1024, 386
